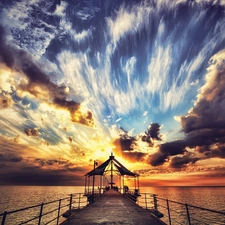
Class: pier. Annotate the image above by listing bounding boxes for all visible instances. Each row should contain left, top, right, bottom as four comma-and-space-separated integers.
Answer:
1, 153, 225, 224
62, 189, 165, 225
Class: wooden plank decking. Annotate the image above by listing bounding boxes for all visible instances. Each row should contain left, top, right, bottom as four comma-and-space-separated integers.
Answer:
62, 189, 166, 225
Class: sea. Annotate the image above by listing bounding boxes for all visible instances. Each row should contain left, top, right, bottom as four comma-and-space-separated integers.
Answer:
0, 186, 225, 224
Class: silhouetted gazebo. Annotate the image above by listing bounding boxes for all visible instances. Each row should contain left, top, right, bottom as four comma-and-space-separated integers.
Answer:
84, 152, 140, 199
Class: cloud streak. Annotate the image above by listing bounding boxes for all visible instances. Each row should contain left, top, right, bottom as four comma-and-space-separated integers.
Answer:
147, 50, 225, 168
1, 0, 225, 186
0, 24, 94, 127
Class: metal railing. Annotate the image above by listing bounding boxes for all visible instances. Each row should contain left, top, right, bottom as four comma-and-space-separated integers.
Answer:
0, 193, 88, 225
2, 191, 225, 225
136, 193, 225, 225
124, 188, 140, 202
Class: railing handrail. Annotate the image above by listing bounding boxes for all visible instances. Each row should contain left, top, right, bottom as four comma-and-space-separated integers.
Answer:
157, 196, 225, 215
136, 192, 225, 225
0, 197, 70, 217
0, 192, 88, 225
2, 191, 225, 225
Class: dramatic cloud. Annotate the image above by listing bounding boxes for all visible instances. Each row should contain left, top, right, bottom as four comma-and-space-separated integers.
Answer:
0, 169, 85, 186
142, 123, 162, 145
147, 139, 185, 166
113, 124, 163, 163
1, 0, 225, 186
169, 153, 199, 168
0, 154, 23, 163
147, 152, 168, 167
180, 50, 225, 155
113, 127, 135, 152
123, 151, 146, 162
0, 24, 94, 127
181, 50, 225, 134
148, 50, 225, 167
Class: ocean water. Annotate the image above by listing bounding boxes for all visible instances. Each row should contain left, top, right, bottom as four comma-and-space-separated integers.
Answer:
0, 186, 225, 224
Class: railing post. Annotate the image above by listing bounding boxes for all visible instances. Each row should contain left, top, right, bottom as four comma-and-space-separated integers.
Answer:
145, 194, 147, 209
166, 199, 172, 225
56, 199, 61, 225
68, 194, 73, 219
153, 194, 158, 211
185, 203, 191, 225
78, 193, 81, 209
1, 211, 7, 225
38, 203, 44, 225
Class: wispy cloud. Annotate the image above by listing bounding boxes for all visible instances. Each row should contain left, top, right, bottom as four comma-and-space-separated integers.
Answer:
1, 0, 225, 185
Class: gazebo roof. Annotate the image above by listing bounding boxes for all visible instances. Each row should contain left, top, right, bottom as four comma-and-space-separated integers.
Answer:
85, 154, 138, 177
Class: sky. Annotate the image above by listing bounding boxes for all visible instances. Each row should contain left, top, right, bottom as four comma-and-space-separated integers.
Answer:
0, 0, 225, 186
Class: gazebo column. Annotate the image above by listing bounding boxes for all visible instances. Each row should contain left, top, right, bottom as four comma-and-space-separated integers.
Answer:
100, 175, 102, 195
119, 175, 121, 193
84, 175, 87, 194
122, 175, 125, 194
137, 175, 140, 194
92, 161, 97, 197
110, 156, 113, 189
87, 176, 90, 194
134, 176, 136, 190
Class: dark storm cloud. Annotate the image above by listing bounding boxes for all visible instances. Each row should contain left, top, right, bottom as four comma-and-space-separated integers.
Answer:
122, 151, 146, 162
170, 153, 199, 168
147, 152, 167, 167
147, 129, 225, 167
140, 123, 162, 148
147, 140, 187, 166
0, 25, 15, 67
113, 138, 134, 151
31, 157, 87, 171
0, 24, 94, 126
53, 97, 94, 126
66, 166, 87, 173
9, 156, 23, 162
112, 127, 150, 163
0, 169, 84, 186
0, 155, 88, 185
113, 125, 163, 163
0, 153, 23, 163
142, 123, 162, 144
196, 143, 225, 158
32, 157, 68, 167
34, 158, 46, 167
113, 127, 135, 152
160, 140, 187, 155
142, 124, 189, 167
178, 51, 225, 158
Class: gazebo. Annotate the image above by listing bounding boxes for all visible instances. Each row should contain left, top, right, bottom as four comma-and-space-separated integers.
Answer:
84, 152, 140, 199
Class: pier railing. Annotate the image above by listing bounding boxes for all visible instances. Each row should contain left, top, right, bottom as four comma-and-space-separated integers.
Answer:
0, 193, 88, 225
2, 190, 225, 225
137, 193, 225, 225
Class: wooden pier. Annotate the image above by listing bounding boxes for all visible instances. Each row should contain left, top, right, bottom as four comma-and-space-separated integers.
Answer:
62, 189, 166, 225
